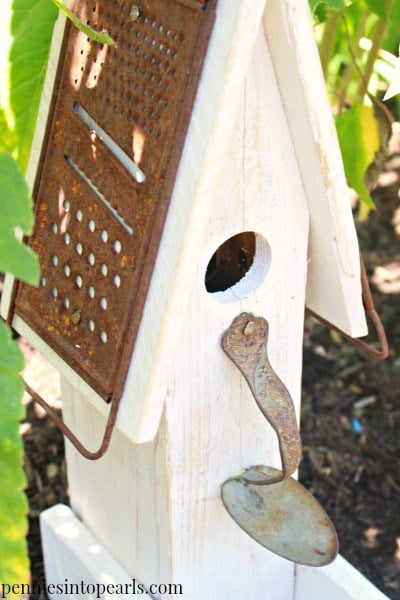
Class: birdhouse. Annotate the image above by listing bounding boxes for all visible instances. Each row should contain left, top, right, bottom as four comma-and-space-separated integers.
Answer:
1, 0, 390, 598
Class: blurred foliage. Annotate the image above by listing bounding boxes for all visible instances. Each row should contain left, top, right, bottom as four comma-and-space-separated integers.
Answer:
0, 0, 57, 592
309, 0, 400, 209
0, 1, 115, 592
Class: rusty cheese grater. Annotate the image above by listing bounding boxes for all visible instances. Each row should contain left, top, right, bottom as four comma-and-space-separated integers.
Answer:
6, 0, 217, 455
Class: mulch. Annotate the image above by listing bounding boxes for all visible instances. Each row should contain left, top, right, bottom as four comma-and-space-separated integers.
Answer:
22, 142, 400, 598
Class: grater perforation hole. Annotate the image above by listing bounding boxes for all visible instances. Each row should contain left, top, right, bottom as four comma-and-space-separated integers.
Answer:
63, 199, 71, 211
100, 264, 108, 276
88, 320, 95, 332
64, 265, 71, 277
100, 332, 108, 344
51, 223, 58, 234
88, 286, 95, 299
75, 275, 83, 288
51, 255, 58, 266
88, 220, 96, 232
88, 253, 96, 266
63, 298, 70, 309
75, 243, 83, 255
113, 240, 122, 253
40, 277, 46, 287
51, 287, 58, 298
76, 210, 83, 222
101, 231, 109, 243
100, 297, 108, 310
113, 275, 121, 288
63, 233, 71, 245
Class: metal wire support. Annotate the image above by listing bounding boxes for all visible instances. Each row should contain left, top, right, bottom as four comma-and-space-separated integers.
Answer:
306, 255, 389, 361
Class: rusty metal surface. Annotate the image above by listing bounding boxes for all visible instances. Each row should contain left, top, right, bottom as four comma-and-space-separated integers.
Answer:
222, 313, 302, 477
13, 0, 216, 403
221, 313, 338, 565
221, 467, 339, 566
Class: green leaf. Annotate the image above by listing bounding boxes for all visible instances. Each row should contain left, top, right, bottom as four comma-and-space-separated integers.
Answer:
336, 104, 381, 208
0, 152, 39, 283
310, 0, 348, 11
364, 0, 388, 21
9, 0, 58, 172
309, 0, 356, 22
0, 105, 17, 154
0, 320, 29, 586
51, 0, 115, 45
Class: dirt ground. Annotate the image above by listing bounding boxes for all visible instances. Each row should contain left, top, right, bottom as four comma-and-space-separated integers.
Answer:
20, 137, 400, 598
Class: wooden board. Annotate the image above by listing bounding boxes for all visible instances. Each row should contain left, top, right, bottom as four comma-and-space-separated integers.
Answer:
295, 555, 390, 600
40, 506, 390, 600
264, 0, 368, 338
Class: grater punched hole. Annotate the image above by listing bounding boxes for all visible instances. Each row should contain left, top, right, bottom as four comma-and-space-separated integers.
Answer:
101, 231, 108, 243
113, 240, 122, 254
88, 253, 96, 266
100, 298, 108, 310
65, 156, 134, 236
75, 275, 83, 288
63, 233, 71, 245
64, 265, 71, 277
88, 287, 95, 299
40, 277, 46, 287
100, 264, 108, 276
73, 103, 146, 184
51, 223, 58, 234
76, 210, 83, 222
51, 287, 58, 298
100, 332, 108, 344
113, 275, 121, 288
63, 199, 71, 211
63, 298, 70, 309
88, 320, 95, 332
51, 255, 58, 266
75, 243, 83, 255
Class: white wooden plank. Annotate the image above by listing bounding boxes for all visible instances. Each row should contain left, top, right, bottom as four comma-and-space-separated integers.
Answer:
60, 26, 310, 599
61, 378, 171, 588
1, 11, 66, 323
295, 555, 390, 600
264, 0, 368, 338
122, 0, 270, 442
40, 504, 138, 599
158, 28, 309, 597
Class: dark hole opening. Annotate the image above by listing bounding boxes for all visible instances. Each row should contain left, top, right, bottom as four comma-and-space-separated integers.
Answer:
205, 232, 256, 293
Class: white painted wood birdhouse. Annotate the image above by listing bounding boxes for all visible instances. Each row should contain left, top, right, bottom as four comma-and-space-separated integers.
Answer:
1, 0, 390, 598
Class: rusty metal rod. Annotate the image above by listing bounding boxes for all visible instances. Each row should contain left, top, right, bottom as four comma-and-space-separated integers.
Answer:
306, 256, 389, 360
25, 382, 119, 460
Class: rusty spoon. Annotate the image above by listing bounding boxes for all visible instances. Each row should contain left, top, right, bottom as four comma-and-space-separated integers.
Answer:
220, 313, 338, 566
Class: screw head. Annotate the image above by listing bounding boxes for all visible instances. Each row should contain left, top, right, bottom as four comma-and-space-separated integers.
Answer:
243, 321, 255, 335
130, 5, 140, 22
71, 309, 81, 325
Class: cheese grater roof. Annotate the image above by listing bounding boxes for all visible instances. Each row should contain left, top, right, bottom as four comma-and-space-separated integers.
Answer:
13, 0, 216, 403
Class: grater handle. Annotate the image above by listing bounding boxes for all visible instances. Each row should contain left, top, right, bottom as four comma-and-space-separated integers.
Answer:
25, 382, 119, 460
306, 255, 389, 360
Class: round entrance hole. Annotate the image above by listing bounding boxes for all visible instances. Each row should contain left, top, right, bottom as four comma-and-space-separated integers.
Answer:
205, 231, 271, 303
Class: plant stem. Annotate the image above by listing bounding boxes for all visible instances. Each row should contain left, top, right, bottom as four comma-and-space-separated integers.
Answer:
358, 0, 395, 99
319, 12, 340, 78
338, 11, 368, 111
